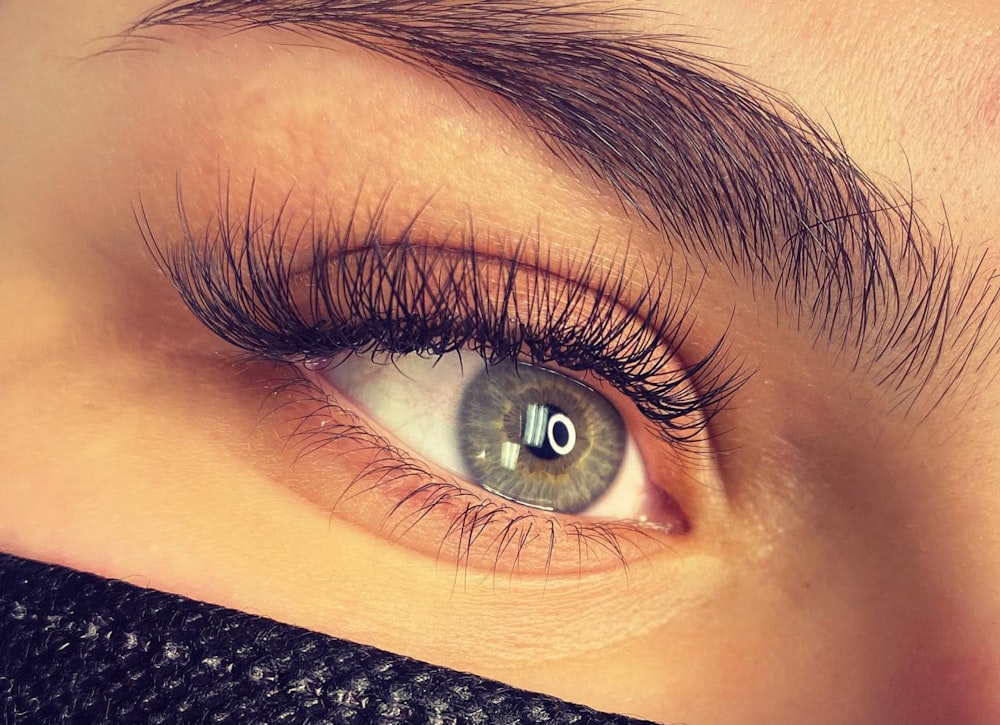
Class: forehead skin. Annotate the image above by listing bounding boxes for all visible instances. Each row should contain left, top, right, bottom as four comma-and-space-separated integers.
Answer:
1, 1, 1000, 724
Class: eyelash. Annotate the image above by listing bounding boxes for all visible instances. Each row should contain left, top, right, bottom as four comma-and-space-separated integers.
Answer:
137, 187, 743, 571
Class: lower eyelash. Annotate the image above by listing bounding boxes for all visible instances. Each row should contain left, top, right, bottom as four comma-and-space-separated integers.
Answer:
262, 368, 665, 577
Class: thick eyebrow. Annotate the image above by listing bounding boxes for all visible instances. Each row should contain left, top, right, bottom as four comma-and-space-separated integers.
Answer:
124, 0, 999, 412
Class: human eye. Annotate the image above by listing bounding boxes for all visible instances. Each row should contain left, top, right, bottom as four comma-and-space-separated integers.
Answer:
323, 352, 665, 519
140, 187, 738, 576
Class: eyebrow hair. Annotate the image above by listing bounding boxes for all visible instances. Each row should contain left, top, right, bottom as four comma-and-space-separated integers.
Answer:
124, 0, 1000, 413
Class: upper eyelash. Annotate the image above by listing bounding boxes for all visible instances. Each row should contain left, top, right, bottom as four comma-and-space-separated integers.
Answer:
137, 184, 745, 447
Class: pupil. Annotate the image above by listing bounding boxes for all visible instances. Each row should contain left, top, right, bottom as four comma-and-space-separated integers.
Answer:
551, 420, 569, 448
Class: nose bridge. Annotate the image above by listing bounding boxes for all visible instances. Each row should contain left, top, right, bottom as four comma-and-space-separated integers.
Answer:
883, 458, 1000, 725
889, 576, 1000, 725
900, 602, 1000, 725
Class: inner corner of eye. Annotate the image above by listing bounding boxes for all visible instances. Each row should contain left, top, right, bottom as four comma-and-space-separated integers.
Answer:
312, 349, 691, 533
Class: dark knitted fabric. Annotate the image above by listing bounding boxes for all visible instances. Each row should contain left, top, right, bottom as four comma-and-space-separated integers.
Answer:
0, 553, 653, 724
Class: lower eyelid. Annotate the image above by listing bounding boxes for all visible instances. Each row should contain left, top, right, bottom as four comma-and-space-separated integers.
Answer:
255, 364, 679, 577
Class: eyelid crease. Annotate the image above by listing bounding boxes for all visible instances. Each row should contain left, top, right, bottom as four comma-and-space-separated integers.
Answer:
138, 183, 747, 453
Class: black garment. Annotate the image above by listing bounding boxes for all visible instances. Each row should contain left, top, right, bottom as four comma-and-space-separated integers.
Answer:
0, 553, 651, 724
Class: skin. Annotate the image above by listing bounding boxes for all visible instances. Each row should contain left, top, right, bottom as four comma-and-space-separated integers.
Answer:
2, 1, 999, 722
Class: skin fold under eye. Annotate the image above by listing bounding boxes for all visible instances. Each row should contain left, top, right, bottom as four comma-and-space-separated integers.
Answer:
321, 351, 688, 527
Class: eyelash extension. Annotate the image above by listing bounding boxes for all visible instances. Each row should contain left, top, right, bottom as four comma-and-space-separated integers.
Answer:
138, 184, 737, 575
139, 186, 744, 449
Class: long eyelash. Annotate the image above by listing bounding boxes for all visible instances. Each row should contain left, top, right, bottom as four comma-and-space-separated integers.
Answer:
139, 183, 725, 575
139, 182, 744, 448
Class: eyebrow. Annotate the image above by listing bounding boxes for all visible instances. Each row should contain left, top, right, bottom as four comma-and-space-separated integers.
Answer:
123, 0, 999, 412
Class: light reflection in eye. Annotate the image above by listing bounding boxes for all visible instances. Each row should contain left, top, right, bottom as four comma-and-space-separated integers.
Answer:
321, 351, 659, 519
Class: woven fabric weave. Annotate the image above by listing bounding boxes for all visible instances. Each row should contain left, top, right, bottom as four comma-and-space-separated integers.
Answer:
0, 553, 652, 724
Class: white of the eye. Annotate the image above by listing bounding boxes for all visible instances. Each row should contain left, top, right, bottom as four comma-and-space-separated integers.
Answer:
546, 413, 576, 456
321, 352, 468, 474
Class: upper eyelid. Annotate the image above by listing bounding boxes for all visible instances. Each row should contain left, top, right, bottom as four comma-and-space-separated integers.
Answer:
120, 0, 1000, 413
138, 186, 741, 448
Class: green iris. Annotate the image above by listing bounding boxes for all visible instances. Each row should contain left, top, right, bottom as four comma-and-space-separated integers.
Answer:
456, 360, 627, 513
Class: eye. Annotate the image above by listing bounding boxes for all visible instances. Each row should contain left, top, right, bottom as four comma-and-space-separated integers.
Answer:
321, 351, 674, 521
141, 191, 739, 575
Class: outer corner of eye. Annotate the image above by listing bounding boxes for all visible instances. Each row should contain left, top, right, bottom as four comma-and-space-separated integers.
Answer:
284, 348, 724, 576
